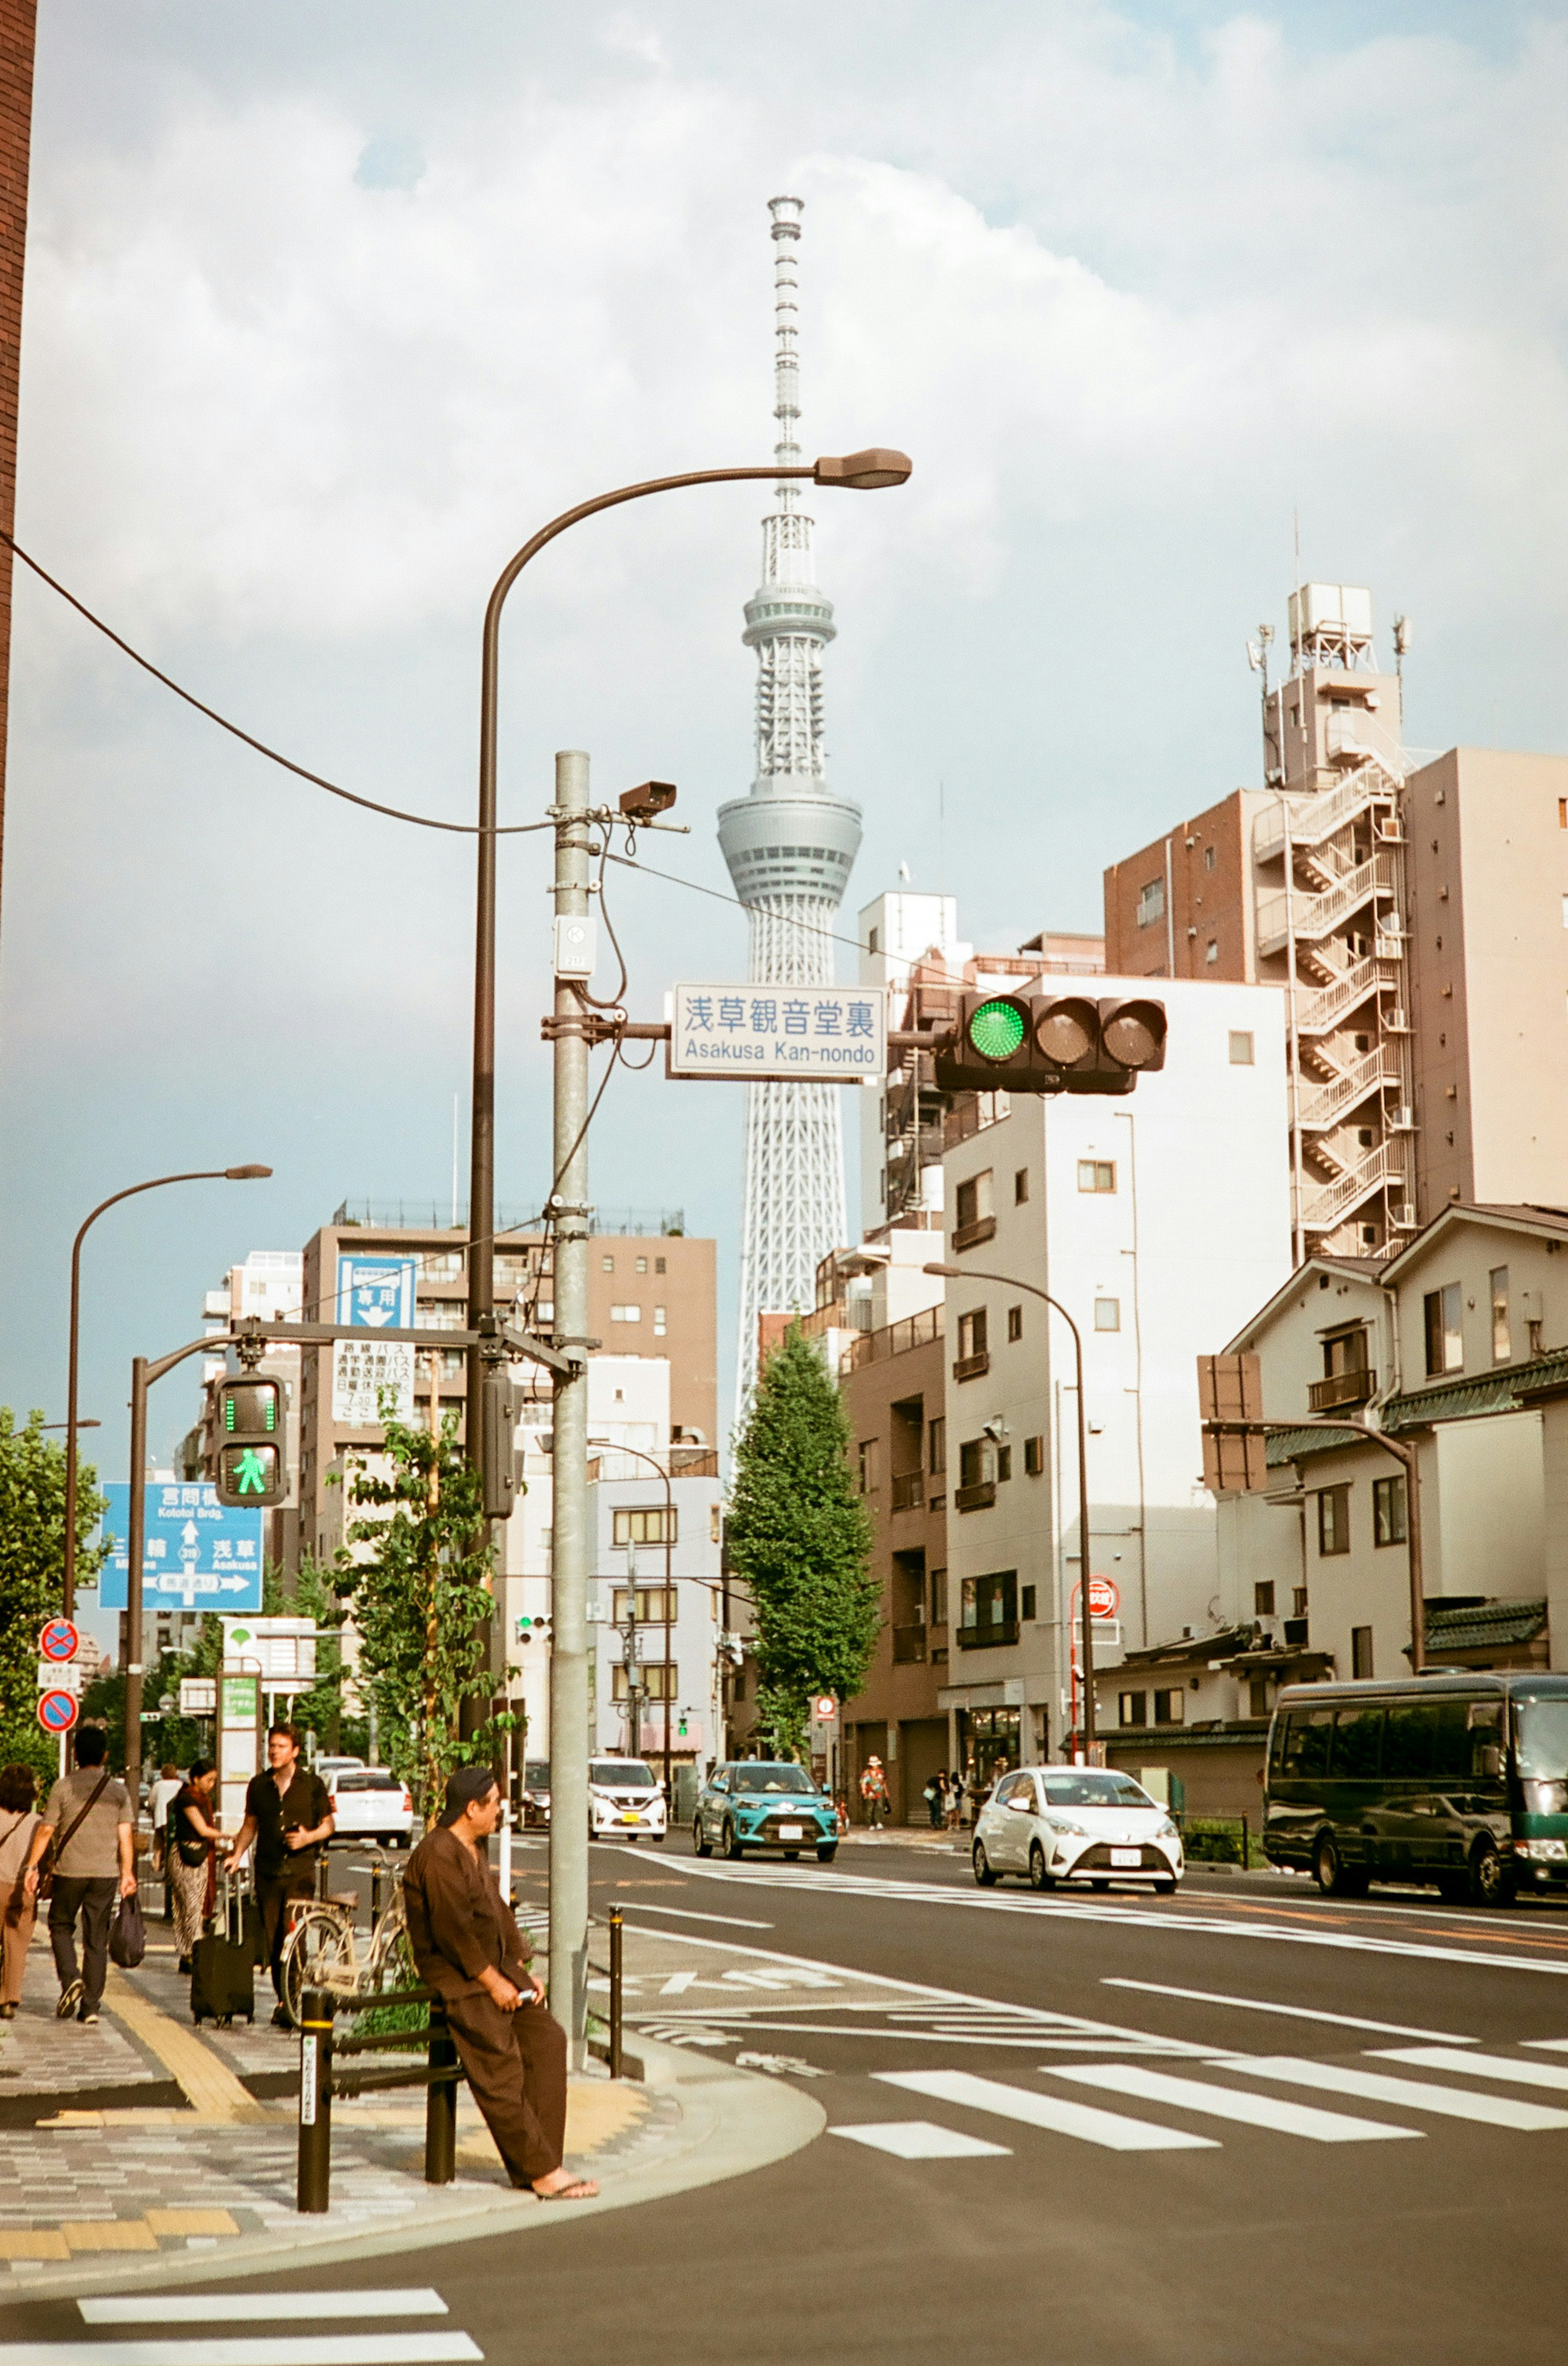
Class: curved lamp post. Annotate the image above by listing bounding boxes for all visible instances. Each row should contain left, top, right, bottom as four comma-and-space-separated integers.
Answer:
63, 1165, 272, 1617
925, 1261, 1098, 1763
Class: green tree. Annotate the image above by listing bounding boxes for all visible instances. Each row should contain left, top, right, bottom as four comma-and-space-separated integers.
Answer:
330, 1410, 506, 1811
726, 1327, 877, 1758
0, 1410, 106, 1786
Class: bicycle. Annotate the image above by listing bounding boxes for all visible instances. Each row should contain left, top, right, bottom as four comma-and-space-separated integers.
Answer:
278, 1854, 416, 2029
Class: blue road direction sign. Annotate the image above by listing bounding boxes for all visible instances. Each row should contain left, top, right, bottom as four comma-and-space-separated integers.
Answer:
98, 1482, 264, 1612
666, 983, 886, 1082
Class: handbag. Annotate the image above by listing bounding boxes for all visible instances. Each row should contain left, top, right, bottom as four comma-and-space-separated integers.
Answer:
109, 1887, 147, 1969
37, 1771, 111, 1903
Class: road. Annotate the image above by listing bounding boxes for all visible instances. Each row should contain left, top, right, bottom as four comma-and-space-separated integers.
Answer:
9, 1836, 1568, 2364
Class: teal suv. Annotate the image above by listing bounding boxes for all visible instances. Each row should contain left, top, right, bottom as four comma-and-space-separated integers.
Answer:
694, 1762, 839, 1862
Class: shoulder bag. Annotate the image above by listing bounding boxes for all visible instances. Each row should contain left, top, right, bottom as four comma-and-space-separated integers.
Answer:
36, 1771, 112, 1903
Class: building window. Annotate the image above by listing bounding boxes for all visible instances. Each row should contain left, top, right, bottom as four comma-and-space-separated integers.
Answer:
1351, 1626, 1374, 1680
635, 1256, 648, 1273
613, 1506, 677, 1547
710, 1505, 722, 1544
1490, 1266, 1510, 1364
1078, 1160, 1116, 1193
655, 1256, 666, 1275
1316, 1485, 1350, 1556
958, 1570, 1018, 1648
1006, 1305, 1022, 1343
1293, 1586, 1309, 1619
1014, 1169, 1029, 1204
1205, 940, 1218, 965
653, 1306, 667, 1336
1118, 1691, 1147, 1728
1024, 1435, 1044, 1476
929, 1417, 946, 1475
612, 1587, 676, 1624
957, 1307, 989, 1361
602, 1255, 615, 1273
1254, 1581, 1275, 1616
857, 1439, 879, 1496
609, 1304, 642, 1323
1094, 1298, 1120, 1332
1204, 845, 1217, 872
930, 1567, 948, 1625
958, 1437, 989, 1492
1373, 1474, 1407, 1546
1136, 879, 1165, 928
955, 1170, 994, 1233
1249, 1677, 1271, 1718
612, 1661, 678, 1702
996, 1444, 1012, 1482
1154, 1688, 1185, 1726
1020, 1583, 1036, 1619
1562, 893, 1568, 930
1229, 1030, 1254, 1065
1560, 799, 1567, 830
1424, 1282, 1463, 1376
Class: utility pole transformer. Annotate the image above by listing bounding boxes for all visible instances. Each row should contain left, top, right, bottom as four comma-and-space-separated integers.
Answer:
548, 748, 593, 2069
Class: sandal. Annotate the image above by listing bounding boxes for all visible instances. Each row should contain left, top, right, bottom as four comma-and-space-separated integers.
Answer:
532, 2176, 598, 2201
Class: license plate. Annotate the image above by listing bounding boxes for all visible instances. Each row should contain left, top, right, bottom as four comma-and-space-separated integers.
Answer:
1110, 1847, 1141, 1867
619, 1813, 642, 1824
778, 1824, 805, 1840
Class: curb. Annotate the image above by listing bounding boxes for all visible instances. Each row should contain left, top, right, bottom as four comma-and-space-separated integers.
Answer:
0, 2037, 824, 2306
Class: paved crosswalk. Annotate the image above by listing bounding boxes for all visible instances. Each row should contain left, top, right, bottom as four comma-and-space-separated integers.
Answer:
0, 2289, 478, 2366
824, 2045, 1568, 2165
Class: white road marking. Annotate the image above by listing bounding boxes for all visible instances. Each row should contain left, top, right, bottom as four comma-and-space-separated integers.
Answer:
618, 1902, 773, 1929
830, 2120, 1011, 2160
1369, 2045, 1568, 2092
79, 2301, 448, 2328
1523, 2038, 1568, 2051
0, 2343, 480, 2366
874, 2069, 1218, 2153
1235, 2056, 1568, 2130
659, 1972, 700, 1994
1048, 2061, 1420, 2144
670, 1856, 1568, 1978
1101, 1978, 1477, 2045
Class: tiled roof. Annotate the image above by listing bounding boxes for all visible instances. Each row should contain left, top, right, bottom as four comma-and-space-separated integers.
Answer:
1424, 1597, 1547, 1652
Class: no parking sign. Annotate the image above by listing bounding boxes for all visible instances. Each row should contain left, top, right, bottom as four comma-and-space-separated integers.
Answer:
37, 1689, 78, 1735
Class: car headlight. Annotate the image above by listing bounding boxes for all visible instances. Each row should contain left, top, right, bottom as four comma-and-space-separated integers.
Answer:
1156, 1816, 1178, 1839
1049, 1817, 1089, 1838
1515, 1838, 1568, 1861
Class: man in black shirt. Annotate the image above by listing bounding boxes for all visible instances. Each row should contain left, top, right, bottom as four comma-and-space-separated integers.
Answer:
229, 1724, 334, 2026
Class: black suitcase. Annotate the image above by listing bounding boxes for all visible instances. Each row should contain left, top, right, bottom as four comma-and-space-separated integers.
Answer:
191, 1874, 256, 2026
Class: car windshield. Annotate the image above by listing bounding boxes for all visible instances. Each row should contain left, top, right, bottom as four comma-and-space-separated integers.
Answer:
731, 1765, 815, 1795
334, 1772, 398, 1792
1515, 1697, 1568, 1782
1040, 1772, 1155, 1810
590, 1762, 656, 1788
524, 1764, 550, 1788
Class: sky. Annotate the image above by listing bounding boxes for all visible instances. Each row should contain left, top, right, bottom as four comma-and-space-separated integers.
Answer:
2, 0, 1566, 1490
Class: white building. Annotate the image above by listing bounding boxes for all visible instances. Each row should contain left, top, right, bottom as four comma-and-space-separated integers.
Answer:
587, 1463, 725, 1795
938, 973, 1292, 1771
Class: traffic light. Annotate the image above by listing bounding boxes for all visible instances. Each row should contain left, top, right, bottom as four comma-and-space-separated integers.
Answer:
481, 1371, 524, 1521
215, 1375, 287, 1507
933, 992, 1167, 1096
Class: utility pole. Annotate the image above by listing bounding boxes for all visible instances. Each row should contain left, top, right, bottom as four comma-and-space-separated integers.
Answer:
548, 748, 592, 2069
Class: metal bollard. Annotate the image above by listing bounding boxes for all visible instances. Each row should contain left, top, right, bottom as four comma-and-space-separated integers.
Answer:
608, 1905, 623, 2079
317, 1851, 330, 1903
296, 1987, 334, 2214
425, 2003, 458, 2185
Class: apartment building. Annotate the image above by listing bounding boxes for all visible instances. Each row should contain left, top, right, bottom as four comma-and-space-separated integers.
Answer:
588, 1456, 725, 1802
938, 974, 1290, 1788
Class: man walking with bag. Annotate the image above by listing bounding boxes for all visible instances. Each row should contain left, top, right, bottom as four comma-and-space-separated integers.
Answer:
22, 1726, 135, 2025
228, 1724, 334, 2029
404, 1765, 595, 2201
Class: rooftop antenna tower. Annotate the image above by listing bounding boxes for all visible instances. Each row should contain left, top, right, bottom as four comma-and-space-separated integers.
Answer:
718, 195, 861, 1428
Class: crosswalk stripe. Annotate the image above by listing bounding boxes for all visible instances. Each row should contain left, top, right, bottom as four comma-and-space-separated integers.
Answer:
829, 2120, 1011, 2160
80, 2299, 449, 2327
0, 2342, 480, 2366
873, 2068, 1218, 2152
1368, 2046, 1568, 2093
1047, 2061, 1420, 2143
1234, 2056, 1568, 2131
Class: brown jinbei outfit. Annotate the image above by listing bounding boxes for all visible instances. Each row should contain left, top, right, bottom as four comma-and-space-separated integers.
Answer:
402, 1823, 568, 2186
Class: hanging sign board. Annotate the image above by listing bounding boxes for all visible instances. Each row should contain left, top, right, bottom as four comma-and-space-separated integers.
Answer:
666, 985, 886, 1083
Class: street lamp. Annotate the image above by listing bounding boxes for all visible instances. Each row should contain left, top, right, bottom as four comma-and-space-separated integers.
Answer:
62, 1165, 272, 1617
925, 1261, 1098, 1763
588, 1436, 676, 1807
462, 450, 913, 1718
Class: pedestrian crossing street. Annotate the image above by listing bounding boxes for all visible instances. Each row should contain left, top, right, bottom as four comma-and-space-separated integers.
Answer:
828, 2042, 1568, 2163
0, 2290, 477, 2366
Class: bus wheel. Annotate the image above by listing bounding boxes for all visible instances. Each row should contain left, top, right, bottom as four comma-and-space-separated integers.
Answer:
1468, 1841, 1510, 1907
1314, 1833, 1368, 1898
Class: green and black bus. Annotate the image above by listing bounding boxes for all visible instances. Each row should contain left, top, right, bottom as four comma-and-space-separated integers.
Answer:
1263, 1673, 1568, 1906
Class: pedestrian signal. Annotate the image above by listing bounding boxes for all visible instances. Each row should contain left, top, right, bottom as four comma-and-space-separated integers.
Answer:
933, 993, 1167, 1096
215, 1376, 287, 1507
481, 1372, 524, 1521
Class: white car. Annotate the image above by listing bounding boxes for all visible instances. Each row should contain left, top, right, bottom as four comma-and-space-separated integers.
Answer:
325, 1766, 414, 1848
973, 1766, 1183, 1894
588, 1758, 666, 1843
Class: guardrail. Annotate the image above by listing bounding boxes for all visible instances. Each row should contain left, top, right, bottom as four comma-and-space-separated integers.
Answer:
297, 1983, 463, 2214
1179, 1814, 1252, 1870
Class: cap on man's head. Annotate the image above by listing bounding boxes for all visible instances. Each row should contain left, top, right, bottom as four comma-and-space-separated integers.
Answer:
439, 1764, 501, 1826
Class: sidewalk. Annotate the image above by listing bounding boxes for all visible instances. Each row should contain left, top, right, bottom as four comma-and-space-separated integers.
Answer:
0, 1916, 822, 2302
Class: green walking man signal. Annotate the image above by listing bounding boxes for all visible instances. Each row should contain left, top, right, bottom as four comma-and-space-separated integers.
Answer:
214, 1375, 287, 1508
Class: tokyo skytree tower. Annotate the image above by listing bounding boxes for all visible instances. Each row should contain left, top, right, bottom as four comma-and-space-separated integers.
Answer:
719, 195, 862, 1426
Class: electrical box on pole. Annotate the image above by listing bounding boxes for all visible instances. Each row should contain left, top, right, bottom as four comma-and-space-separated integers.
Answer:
214, 1376, 287, 1507
933, 993, 1167, 1096
481, 1371, 522, 1521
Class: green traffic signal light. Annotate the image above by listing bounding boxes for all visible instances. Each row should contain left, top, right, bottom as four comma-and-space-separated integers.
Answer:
967, 998, 1026, 1061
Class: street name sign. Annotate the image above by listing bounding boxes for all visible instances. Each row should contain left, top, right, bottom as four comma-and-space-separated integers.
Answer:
98, 1483, 265, 1612
666, 984, 886, 1083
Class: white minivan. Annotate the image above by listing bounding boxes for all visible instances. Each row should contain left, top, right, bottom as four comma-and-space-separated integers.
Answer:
587, 1758, 666, 1843
973, 1766, 1183, 1893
